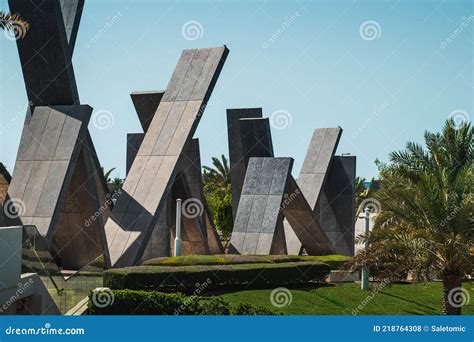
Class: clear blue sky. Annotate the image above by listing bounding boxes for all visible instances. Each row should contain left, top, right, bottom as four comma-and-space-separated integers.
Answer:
1, 0, 472, 180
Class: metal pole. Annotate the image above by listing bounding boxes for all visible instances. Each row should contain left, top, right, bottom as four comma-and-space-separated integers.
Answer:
361, 208, 370, 290
174, 198, 182, 257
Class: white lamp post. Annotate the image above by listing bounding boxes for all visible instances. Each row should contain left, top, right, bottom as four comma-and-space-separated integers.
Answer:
174, 198, 182, 257
361, 208, 370, 290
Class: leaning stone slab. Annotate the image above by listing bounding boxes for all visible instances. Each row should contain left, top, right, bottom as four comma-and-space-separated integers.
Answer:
230, 157, 333, 255
105, 47, 229, 267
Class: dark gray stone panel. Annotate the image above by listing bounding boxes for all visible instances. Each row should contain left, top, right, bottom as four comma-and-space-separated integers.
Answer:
126, 133, 144, 176
130, 91, 164, 132
316, 156, 356, 256
9, 0, 79, 106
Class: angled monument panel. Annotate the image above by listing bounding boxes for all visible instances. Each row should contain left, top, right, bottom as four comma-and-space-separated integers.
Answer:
9, 0, 79, 106
230, 157, 293, 255
282, 177, 333, 255
106, 47, 228, 267
315, 155, 356, 256
298, 127, 342, 208
59, 0, 85, 53
226, 108, 266, 218
126, 133, 144, 176
284, 127, 342, 255
130, 91, 164, 132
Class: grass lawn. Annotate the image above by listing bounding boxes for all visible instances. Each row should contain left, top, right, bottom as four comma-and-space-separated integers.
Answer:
218, 281, 474, 315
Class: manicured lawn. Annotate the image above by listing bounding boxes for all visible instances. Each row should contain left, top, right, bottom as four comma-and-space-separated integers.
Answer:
218, 281, 474, 315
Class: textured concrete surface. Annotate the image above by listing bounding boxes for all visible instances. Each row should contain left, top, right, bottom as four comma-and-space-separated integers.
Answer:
230, 157, 333, 255
284, 127, 343, 255
315, 156, 356, 256
105, 47, 228, 267
230, 158, 291, 255
9, 0, 79, 106
226, 108, 275, 220
7, 106, 106, 269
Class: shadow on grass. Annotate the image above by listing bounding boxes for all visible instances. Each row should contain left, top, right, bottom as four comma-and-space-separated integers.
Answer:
378, 291, 438, 312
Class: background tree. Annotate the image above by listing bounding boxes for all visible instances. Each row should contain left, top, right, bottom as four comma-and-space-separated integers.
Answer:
355, 176, 377, 214
203, 155, 233, 247
103, 167, 124, 197
348, 119, 473, 315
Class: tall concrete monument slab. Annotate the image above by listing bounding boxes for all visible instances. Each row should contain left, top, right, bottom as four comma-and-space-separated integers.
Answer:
284, 127, 356, 256
226, 108, 274, 219
105, 46, 229, 267
230, 157, 333, 255
8, 0, 110, 268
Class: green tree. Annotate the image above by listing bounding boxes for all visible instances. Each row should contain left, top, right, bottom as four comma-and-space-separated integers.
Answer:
203, 155, 233, 247
349, 119, 473, 315
355, 176, 377, 214
103, 167, 124, 196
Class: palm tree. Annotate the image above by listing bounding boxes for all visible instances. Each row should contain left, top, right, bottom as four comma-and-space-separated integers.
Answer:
203, 155, 230, 194
203, 155, 233, 247
0, 11, 29, 35
103, 167, 124, 196
355, 176, 377, 214
349, 119, 473, 315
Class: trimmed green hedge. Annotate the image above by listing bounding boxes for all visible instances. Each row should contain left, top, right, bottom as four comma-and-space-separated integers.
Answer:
104, 262, 330, 293
142, 254, 349, 270
142, 254, 301, 266
88, 289, 277, 315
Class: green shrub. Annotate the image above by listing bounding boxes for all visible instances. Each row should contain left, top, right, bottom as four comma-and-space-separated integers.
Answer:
142, 254, 349, 269
88, 289, 275, 315
104, 262, 330, 293
142, 254, 302, 266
